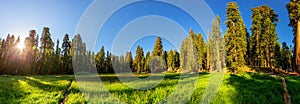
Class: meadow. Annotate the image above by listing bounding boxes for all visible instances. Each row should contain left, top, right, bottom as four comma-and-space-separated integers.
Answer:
0, 75, 73, 103
0, 72, 299, 104
286, 76, 300, 104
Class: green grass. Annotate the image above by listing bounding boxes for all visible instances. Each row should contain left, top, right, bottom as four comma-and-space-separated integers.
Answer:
286, 76, 300, 104
67, 73, 210, 103
0, 75, 73, 104
66, 81, 86, 104
213, 72, 284, 104
0, 72, 288, 104
67, 72, 284, 104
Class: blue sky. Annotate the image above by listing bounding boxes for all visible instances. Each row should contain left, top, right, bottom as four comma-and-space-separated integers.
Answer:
0, 0, 293, 55
0, 0, 92, 46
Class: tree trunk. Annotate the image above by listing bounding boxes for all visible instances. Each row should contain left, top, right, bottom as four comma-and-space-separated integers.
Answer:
295, 20, 300, 73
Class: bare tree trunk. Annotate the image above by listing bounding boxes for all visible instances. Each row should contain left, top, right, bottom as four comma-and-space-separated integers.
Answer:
295, 20, 300, 73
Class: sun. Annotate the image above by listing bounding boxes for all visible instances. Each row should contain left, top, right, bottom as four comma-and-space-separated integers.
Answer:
17, 42, 25, 50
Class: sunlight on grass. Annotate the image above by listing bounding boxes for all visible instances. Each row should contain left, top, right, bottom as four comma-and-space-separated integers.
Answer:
0, 76, 73, 103
0, 73, 289, 103
68, 73, 210, 103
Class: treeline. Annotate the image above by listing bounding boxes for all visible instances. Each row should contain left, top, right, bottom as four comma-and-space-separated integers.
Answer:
94, 37, 181, 73
0, 27, 76, 75
0, 1, 299, 75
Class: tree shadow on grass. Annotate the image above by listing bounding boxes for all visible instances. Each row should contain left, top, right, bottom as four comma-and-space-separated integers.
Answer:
286, 76, 300, 104
22, 76, 73, 103
73, 73, 208, 103
0, 76, 28, 103
98, 72, 208, 83
24, 76, 71, 92
217, 73, 284, 104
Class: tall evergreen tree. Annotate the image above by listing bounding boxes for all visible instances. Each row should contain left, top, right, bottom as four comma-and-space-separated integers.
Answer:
245, 29, 253, 66
23, 30, 39, 74
250, 5, 279, 68
174, 50, 180, 69
287, 0, 300, 72
167, 50, 175, 70
14, 36, 21, 75
6, 35, 18, 74
105, 51, 113, 73
224, 2, 247, 72
61, 34, 72, 74
152, 37, 163, 57
274, 42, 282, 69
39, 27, 54, 74
206, 31, 212, 71
71, 34, 87, 73
162, 50, 168, 67
282, 42, 292, 71
144, 51, 151, 73
250, 8, 263, 67
95, 46, 105, 73
54, 39, 61, 74
180, 29, 199, 72
194, 33, 205, 71
134, 46, 144, 73
125, 52, 133, 69
212, 15, 222, 72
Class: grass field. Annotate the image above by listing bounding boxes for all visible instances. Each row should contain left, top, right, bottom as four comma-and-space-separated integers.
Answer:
286, 76, 300, 104
0, 72, 297, 103
0, 75, 73, 103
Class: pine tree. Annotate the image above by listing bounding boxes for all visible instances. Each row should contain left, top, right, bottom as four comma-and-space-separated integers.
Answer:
54, 39, 61, 74
287, 0, 300, 72
212, 15, 222, 72
125, 52, 133, 70
6, 35, 18, 74
250, 5, 279, 69
180, 29, 199, 72
14, 36, 21, 75
274, 42, 282, 69
152, 37, 163, 57
162, 50, 168, 67
71, 34, 86, 74
194, 33, 205, 71
61, 34, 72, 74
134, 46, 144, 73
39, 27, 54, 74
206, 31, 212, 71
174, 50, 180, 69
282, 42, 292, 71
23, 30, 38, 74
144, 51, 151, 73
250, 8, 263, 67
105, 51, 113, 73
246, 29, 252, 66
288, 44, 292, 71
95, 46, 105, 73
33, 33, 39, 74
167, 50, 175, 70
224, 2, 247, 72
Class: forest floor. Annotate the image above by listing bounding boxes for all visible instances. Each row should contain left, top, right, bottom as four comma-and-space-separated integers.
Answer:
242, 66, 299, 76
1, 71, 298, 103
